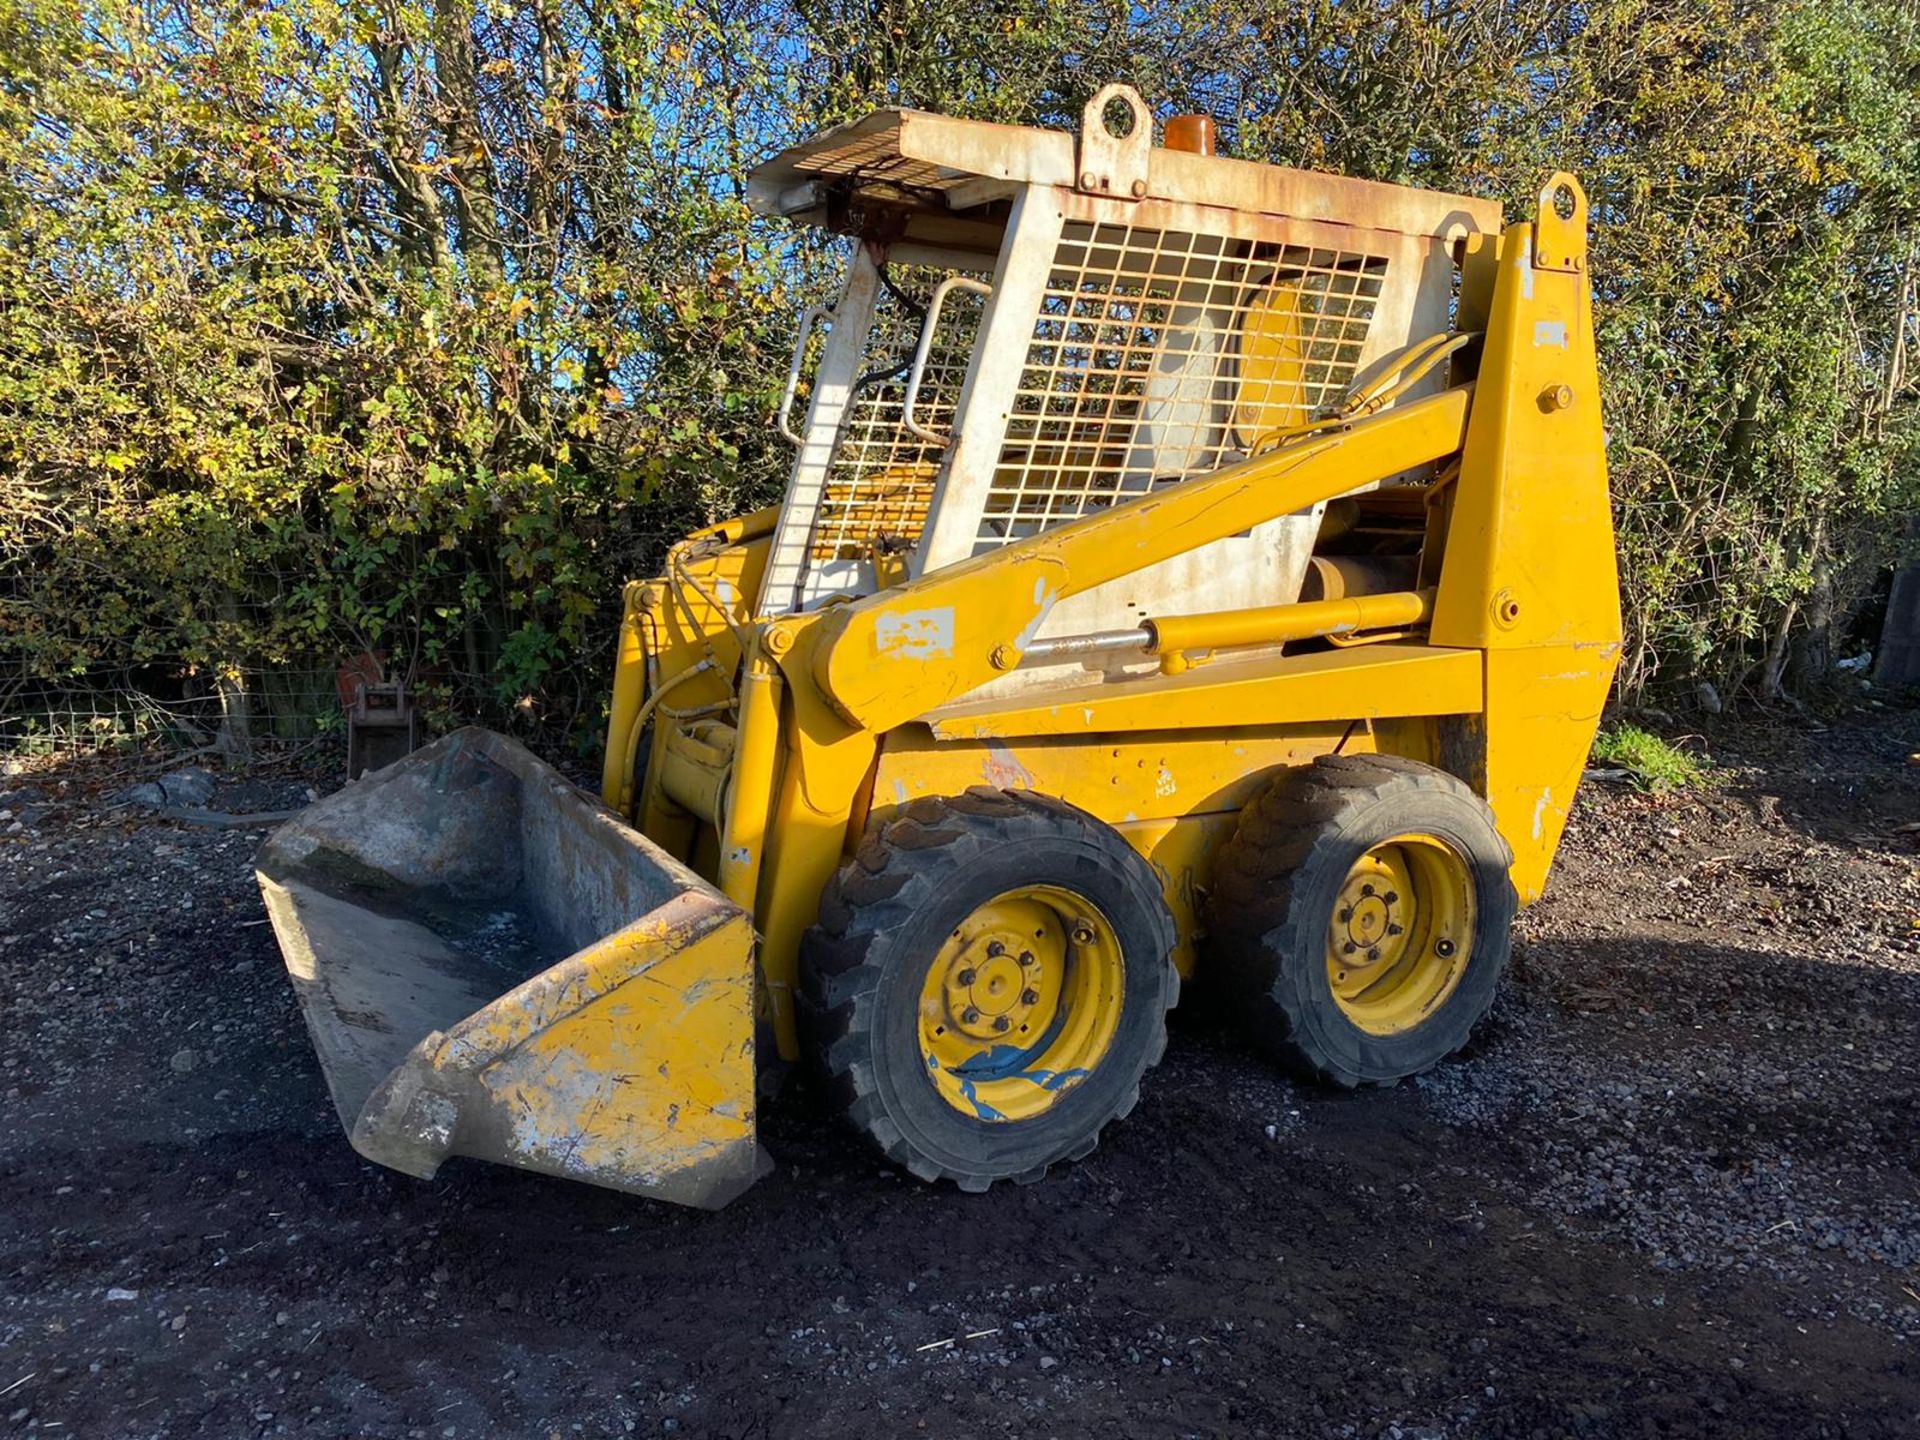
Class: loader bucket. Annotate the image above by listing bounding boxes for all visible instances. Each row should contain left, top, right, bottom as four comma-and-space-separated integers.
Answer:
255, 728, 769, 1210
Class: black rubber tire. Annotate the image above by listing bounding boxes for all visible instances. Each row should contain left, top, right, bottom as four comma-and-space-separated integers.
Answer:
1205, 753, 1516, 1088
798, 788, 1179, 1192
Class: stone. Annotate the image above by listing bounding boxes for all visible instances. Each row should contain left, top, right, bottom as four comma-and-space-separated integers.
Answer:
114, 768, 216, 811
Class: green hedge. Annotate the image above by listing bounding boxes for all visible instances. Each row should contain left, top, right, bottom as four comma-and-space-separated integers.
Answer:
2, 0, 1915, 754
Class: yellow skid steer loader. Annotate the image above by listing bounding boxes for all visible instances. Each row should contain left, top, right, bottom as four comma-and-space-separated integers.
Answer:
258, 87, 1620, 1209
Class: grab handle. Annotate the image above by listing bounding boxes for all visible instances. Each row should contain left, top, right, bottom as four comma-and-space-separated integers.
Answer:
776, 304, 832, 445
901, 277, 993, 445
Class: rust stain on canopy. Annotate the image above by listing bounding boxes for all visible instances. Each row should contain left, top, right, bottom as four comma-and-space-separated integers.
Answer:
256, 728, 768, 1210
746, 106, 1500, 242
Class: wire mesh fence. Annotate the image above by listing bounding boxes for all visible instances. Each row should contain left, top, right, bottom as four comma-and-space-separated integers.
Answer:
0, 526, 644, 764
0, 662, 346, 758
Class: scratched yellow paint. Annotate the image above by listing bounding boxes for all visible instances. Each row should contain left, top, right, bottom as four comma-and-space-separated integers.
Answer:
1477, 645, 1618, 903
409, 906, 765, 1209
871, 725, 1353, 832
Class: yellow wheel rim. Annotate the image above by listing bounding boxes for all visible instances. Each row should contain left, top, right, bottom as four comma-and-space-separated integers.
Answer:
1324, 835, 1475, 1036
917, 885, 1125, 1122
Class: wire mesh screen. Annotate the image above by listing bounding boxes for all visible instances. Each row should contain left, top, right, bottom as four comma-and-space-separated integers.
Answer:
808, 266, 987, 567
976, 223, 1388, 548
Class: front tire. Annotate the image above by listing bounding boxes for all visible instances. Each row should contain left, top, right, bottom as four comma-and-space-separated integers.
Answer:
799, 789, 1178, 1191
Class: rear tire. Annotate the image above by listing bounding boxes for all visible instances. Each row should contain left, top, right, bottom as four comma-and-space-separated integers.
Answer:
1206, 753, 1516, 1087
799, 789, 1178, 1191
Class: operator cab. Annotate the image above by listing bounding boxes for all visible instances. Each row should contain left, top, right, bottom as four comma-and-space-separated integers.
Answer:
747, 86, 1499, 695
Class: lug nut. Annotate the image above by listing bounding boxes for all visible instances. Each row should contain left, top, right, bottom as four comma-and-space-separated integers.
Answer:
957, 968, 977, 985
1367, 946, 1380, 961
1338, 907, 1353, 923
1387, 923, 1403, 937
1385, 892, 1399, 905
1343, 941, 1357, 955
987, 941, 1005, 957
962, 1006, 981, 1024
1018, 950, 1035, 966
1020, 989, 1039, 1006
1361, 883, 1375, 897
993, 1016, 1010, 1033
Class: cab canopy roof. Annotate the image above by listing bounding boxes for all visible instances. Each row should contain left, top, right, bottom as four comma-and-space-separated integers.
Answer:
745, 91, 1501, 247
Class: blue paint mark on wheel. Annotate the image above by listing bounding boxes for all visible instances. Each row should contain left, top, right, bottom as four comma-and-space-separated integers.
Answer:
1020, 1067, 1089, 1091
956, 1075, 1006, 1121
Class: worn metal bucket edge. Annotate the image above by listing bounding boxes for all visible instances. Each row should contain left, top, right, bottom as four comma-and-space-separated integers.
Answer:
256, 727, 770, 1211
345, 893, 768, 1210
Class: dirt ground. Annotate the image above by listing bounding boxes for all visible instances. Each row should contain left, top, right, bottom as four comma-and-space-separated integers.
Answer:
2, 712, 1918, 1439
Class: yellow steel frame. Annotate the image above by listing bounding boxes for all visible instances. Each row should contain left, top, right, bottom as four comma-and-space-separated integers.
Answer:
604, 173, 1620, 1064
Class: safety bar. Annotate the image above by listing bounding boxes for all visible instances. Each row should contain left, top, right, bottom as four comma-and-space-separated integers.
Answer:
901, 276, 993, 445
776, 304, 832, 445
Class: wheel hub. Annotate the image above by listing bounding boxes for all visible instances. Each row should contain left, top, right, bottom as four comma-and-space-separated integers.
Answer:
1333, 864, 1408, 974
938, 930, 1045, 1041
1325, 836, 1474, 1036
918, 886, 1125, 1123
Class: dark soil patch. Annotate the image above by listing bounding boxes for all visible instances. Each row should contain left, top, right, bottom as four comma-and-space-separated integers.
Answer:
2, 718, 1916, 1438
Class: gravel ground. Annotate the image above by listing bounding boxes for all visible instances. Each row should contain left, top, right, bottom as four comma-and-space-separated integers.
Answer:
1, 715, 1916, 1438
